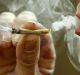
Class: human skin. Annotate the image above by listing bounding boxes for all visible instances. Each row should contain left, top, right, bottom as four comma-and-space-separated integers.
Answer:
71, 0, 80, 8
75, 1, 80, 35
0, 22, 56, 75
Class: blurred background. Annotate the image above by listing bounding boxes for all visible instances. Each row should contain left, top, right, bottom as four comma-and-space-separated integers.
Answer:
0, 0, 80, 75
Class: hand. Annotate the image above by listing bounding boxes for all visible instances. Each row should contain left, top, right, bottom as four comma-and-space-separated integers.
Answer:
0, 22, 56, 75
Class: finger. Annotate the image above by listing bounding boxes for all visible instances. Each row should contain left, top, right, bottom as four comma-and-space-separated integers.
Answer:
0, 12, 16, 65
0, 64, 15, 75
0, 12, 16, 74
38, 32, 56, 75
76, 2, 80, 18
16, 22, 41, 75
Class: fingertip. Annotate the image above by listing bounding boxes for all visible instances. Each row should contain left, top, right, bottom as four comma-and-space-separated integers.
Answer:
22, 22, 38, 30
22, 22, 45, 30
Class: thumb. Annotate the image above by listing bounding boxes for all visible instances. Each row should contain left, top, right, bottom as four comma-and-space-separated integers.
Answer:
15, 22, 40, 75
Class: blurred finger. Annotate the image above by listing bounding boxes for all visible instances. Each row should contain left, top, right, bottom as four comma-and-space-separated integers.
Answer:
16, 22, 41, 75
38, 32, 56, 75
0, 12, 16, 74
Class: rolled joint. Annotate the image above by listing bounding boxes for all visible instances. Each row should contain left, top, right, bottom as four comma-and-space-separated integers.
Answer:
12, 28, 50, 35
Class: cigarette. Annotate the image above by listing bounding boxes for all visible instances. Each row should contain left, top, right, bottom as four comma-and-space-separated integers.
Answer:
12, 28, 50, 35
